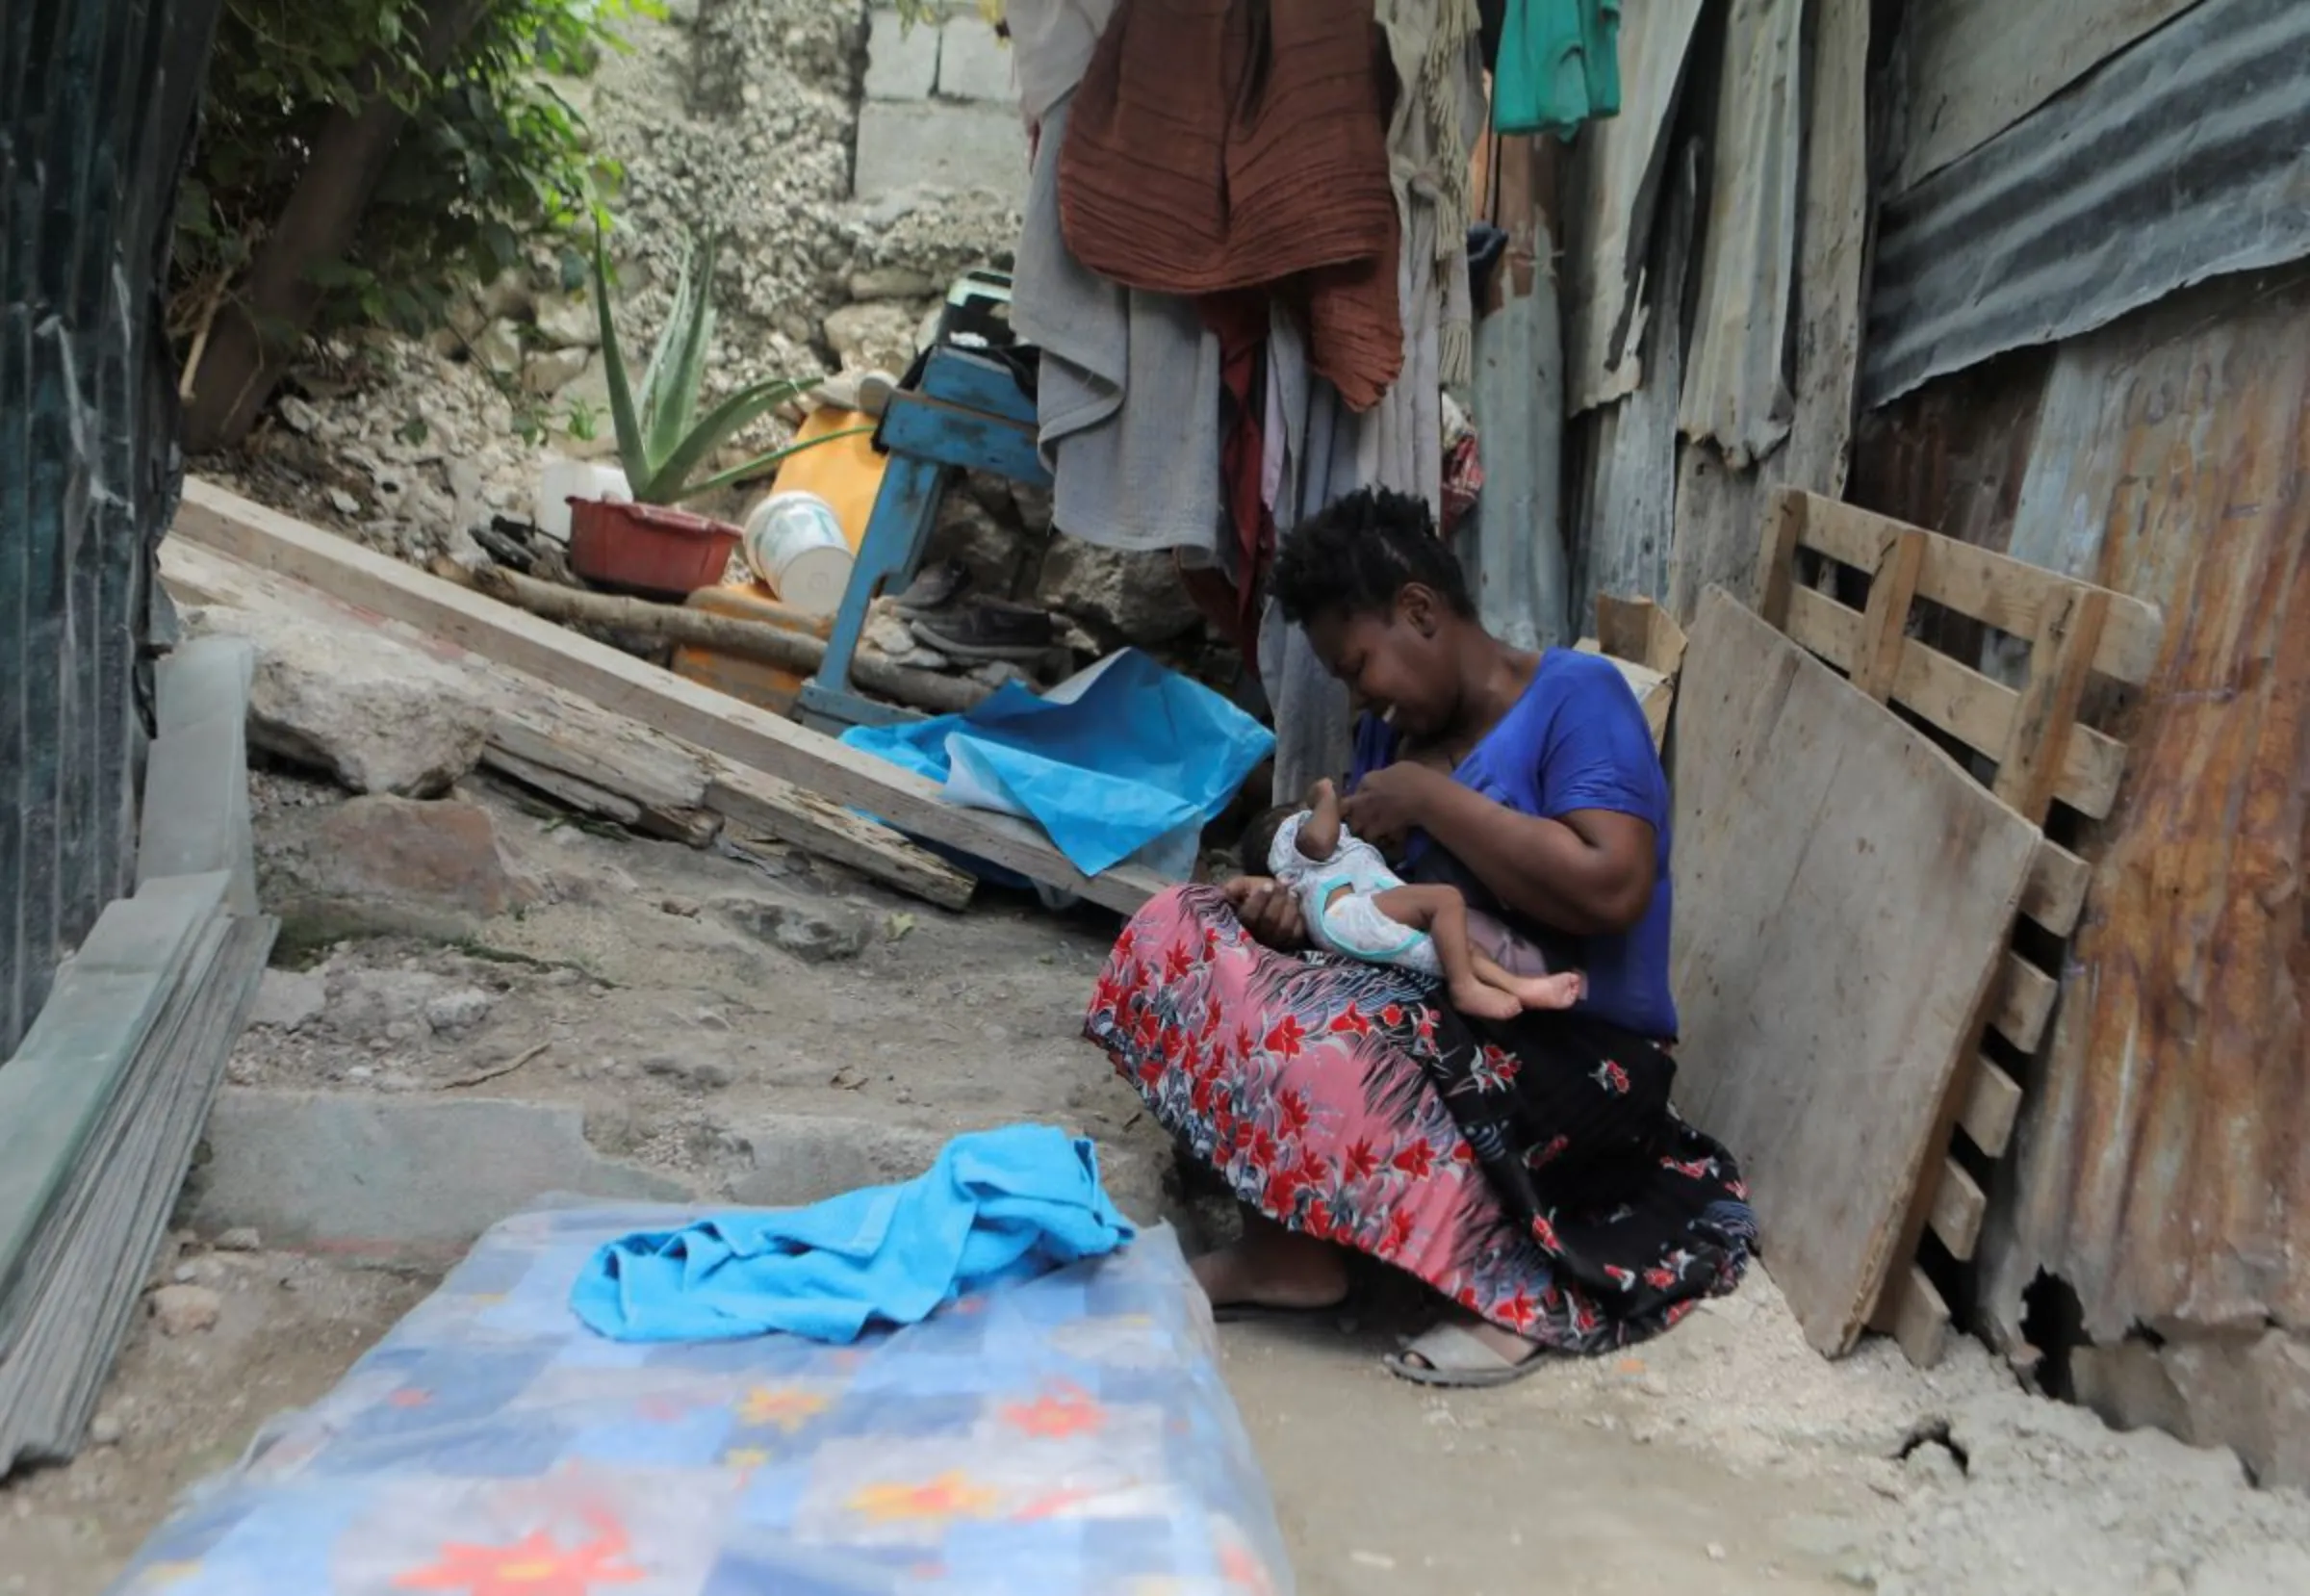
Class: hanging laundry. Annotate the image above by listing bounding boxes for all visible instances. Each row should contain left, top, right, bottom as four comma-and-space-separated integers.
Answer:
1012, 93, 1226, 555
1374, 0, 1486, 387
1003, 0, 1120, 130
1057, 0, 1403, 411
1493, 0, 1623, 139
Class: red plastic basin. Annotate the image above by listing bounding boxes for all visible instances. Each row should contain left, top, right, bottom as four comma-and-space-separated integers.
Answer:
567, 498, 740, 598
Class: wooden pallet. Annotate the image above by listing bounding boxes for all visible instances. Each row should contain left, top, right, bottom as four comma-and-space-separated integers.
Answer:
1753, 489, 2166, 1365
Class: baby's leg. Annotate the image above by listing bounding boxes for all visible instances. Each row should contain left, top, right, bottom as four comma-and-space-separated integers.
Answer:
1297, 778, 1343, 860
1369, 884, 1522, 1022
1470, 948, 1585, 1011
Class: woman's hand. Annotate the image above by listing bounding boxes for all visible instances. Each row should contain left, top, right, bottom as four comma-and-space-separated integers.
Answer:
1222, 876, 1308, 950
1339, 762, 1445, 850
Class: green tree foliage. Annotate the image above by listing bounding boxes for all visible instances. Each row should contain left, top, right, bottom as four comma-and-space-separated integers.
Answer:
174, 0, 657, 343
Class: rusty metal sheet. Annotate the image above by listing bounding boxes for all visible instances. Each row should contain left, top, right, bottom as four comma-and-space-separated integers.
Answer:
1559, 0, 1704, 416
1886, 0, 2201, 196
1865, 0, 2310, 409
1972, 266, 2310, 1345
1677, 0, 1805, 469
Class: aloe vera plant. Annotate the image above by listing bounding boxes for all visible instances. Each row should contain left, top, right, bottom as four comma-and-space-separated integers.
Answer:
593, 230, 846, 505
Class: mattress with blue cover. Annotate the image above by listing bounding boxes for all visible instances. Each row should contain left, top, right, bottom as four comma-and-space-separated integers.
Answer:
109, 1201, 1293, 1595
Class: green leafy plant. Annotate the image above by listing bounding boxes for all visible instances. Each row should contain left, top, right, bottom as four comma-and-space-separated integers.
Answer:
176, 0, 660, 447
593, 230, 860, 506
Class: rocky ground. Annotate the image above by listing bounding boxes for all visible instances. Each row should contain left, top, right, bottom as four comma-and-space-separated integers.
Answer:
4, 736, 2309, 1595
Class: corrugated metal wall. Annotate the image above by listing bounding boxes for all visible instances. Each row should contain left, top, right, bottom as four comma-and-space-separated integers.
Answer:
0, 0, 223, 1058
1850, 262, 2310, 1489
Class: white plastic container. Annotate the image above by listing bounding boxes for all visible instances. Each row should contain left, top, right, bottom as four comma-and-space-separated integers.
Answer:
535, 457, 630, 542
742, 490, 853, 616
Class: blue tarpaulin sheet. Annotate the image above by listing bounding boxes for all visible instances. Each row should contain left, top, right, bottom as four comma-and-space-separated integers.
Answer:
842, 651, 1272, 879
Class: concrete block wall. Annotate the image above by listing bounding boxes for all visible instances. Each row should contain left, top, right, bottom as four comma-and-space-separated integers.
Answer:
855, 10, 1028, 201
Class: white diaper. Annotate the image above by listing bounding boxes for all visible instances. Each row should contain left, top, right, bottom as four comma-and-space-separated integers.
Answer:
1268, 811, 1442, 981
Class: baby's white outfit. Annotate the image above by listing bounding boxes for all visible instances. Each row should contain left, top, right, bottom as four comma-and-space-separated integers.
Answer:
1267, 811, 1443, 980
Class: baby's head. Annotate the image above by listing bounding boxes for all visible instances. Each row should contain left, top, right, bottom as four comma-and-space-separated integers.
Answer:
1238, 803, 1298, 876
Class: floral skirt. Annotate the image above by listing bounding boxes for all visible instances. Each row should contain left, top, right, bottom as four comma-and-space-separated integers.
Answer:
1084, 886, 1756, 1353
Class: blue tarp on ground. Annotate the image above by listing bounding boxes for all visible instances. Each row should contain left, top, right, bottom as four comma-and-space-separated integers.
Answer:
842, 651, 1272, 880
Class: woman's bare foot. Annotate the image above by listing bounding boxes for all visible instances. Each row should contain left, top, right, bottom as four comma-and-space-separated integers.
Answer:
1506, 970, 1585, 1011
1448, 975, 1525, 1022
1191, 1210, 1350, 1312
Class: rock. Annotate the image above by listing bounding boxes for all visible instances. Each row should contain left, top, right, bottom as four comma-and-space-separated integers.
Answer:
250, 967, 327, 1032
148, 1284, 222, 1337
86, 1411, 124, 1447
716, 897, 873, 963
262, 797, 534, 941
848, 267, 937, 300
328, 969, 449, 1038
924, 477, 1036, 597
278, 396, 322, 435
531, 291, 602, 349
822, 301, 919, 373
424, 987, 495, 1035
192, 602, 492, 797
863, 612, 921, 657
474, 319, 524, 378
1038, 534, 1204, 648
524, 347, 592, 397
214, 1227, 263, 1252
477, 267, 533, 322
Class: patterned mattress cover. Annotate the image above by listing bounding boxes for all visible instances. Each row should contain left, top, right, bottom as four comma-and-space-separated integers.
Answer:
110, 1201, 1293, 1595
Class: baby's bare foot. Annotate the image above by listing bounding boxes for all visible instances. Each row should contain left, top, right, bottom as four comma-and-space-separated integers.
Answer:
1511, 971, 1585, 1011
1450, 976, 1524, 1022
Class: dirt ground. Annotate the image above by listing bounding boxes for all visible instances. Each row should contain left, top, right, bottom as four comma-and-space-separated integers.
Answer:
5, 778, 2307, 1596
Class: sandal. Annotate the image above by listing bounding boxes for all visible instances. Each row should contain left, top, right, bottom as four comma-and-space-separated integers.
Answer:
1383, 1323, 1550, 1388
909, 598, 1058, 662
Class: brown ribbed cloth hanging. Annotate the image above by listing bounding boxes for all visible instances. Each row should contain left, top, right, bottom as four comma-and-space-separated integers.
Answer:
1057, 0, 1404, 411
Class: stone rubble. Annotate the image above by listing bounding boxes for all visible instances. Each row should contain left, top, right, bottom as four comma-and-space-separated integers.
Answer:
206, 3, 1216, 662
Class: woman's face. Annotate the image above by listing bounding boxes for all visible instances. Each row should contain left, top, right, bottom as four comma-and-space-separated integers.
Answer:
1306, 588, 1456, 738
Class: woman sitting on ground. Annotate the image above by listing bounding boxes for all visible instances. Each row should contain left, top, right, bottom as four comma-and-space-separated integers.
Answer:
1084, 487, 1754, 1384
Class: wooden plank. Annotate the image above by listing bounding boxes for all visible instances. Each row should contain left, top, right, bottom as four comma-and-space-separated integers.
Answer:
165, 537, 986, 910
1669, 590, 2039, 1355
1993, 585, 2113, 825
1782, 584, 2130, 818
1851, 529, 1927, 703
1878, 1264, 1953, 1368
1987, 951, 2059, 1053
706, 771, 976, 914
1594, 595, 1689, 678
1757, 488, 1807, 631
1959, 1057, 2025, 1158
1786, 493, 2163, 684
2022, 839, 2092, 939
172, 479, 1169, 914
1926, 1155, 1989, 1261
484, 692, 723, 847
1781, 0, 1872, 501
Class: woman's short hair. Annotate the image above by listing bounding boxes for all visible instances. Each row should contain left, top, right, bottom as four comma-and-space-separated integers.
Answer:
1270, 486, 1476, 625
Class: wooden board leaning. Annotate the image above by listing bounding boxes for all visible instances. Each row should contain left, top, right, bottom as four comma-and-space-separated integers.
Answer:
1753, 488, 2164, 1364
1670, 589, 2040, 1356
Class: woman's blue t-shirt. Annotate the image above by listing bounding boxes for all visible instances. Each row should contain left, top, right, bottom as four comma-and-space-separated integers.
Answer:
1348, 648, 1679, 1041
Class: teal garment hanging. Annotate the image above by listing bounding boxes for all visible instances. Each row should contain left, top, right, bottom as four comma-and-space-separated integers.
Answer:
1493, 0, 1622, 139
